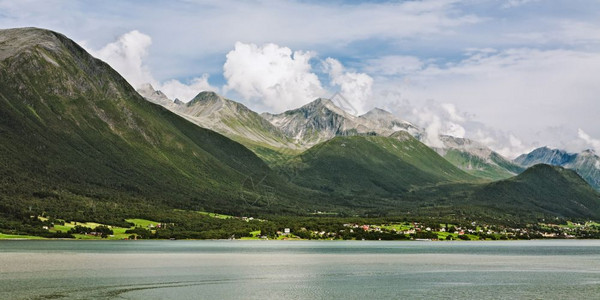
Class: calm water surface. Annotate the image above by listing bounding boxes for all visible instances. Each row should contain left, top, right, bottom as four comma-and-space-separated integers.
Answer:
1, 240, 599, 299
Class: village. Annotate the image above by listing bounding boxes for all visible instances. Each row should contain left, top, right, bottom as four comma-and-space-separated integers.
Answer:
266, 220, 600, 241
28, 214, 600, 241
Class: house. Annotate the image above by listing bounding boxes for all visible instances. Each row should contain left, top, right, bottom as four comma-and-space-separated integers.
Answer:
284, 228, 290, 235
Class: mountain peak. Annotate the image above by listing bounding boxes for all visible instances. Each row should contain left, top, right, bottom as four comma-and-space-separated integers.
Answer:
137, 82, 155, 92
188, 91, 222, 106
0, 27, 72, 61
518, 164, 579, 182
581, 149, 597, 156
136, 83, 173, 106
362, 107, 392, 117
514, 146, 576, 168
297, 98, 339, 112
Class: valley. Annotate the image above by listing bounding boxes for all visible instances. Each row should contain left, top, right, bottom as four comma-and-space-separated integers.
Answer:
1, 28, 600, 240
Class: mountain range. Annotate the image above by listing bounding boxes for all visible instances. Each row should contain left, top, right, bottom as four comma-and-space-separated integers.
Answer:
1, 27, 600, 228
138, 84, 523, 181
138, 77, 600, 192
515, 147, 600, 190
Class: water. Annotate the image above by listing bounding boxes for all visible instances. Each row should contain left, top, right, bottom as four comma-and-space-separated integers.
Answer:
1, 240, 599, 299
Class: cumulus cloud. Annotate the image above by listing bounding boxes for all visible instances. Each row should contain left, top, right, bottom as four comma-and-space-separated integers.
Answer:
502, 0, 541, 8
323, 58, 373, 115
222, 42, 374, 114
578, 129, 600, 153
85, 30, 216, 102
404, 100, 467, 148
87, 30, 154, 89
364, 55, 425, 76
223, 42, 324, 112
159, 75, 217, 102
371, 47, 600, 156
382, 96, 533, 158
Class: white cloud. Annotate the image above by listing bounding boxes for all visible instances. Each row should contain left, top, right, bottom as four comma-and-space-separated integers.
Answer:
372, 47, 600, 155
223, 42, 324, 112
85, 30, 217, 102
502, 0, 540, 8
87, 30, 154, 89
323, 58, 373, 115
578, 129, 600, 153
406, 100, 467, 148
364, 55, 424, 76
382, 96, 533, 158
506, 21, 600, 46
159, 75, 217, 102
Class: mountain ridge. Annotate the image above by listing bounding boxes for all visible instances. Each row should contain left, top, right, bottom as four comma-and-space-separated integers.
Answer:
2, 27, 600, 228
515, 147, 600, 190
0, 27, 308, 221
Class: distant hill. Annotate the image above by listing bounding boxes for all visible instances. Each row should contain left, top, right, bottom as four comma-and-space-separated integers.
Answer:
278, 132, 475, 197
470, 164, 600, 219
515, 147, 600, 191
434, 135, 524, 181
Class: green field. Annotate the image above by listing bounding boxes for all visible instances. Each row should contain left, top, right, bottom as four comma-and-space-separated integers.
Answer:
195, 212, 233, 220
35, 217, 160, 240
0, 233, 47, 240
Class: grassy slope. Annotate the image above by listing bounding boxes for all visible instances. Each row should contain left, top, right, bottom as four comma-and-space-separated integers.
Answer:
442, 149, 522, 181
181, 92, 299, 166
0, 28, 308, 224
469, 164, 600, 219
279, 133, 477, 197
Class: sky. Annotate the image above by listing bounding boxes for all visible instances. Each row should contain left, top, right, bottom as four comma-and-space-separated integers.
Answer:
1, 0, 600, 158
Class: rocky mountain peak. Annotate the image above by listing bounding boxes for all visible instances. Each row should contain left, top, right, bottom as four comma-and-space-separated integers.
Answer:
0, 27, 66, 61
362, 107, 392, 117
187, 91, 222, 106
581, 149, 597, 156
293, 98, 346, 116
136, 83, 173, 106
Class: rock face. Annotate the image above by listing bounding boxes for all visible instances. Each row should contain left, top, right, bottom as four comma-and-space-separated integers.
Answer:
359, 108, 422, 138
178, 91, 297, 150
262, 99, 421, 147
262, 98, 369, 147
136, 83, 176, 108
515, 147, 600, 190
514, 147, 576, 167
137, 86, 300, 164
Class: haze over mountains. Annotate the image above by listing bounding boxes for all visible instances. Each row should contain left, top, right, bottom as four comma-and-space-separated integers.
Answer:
1, 28, 600, 227
138, 81, 582, 186
515, 147, 600, 191
138, 76, 600, 193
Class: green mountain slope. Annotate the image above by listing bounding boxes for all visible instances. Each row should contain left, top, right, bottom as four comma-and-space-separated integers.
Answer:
514, 147, 600, 191
441, 149, 523, 180
433, 136, 524, 181
469, 164, 600, 219
278, 132, 476, 196
0, 28, 303, 222
137, 87, 302, 165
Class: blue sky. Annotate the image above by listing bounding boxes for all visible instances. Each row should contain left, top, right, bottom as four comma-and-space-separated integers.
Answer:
1, 0, 600, 157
